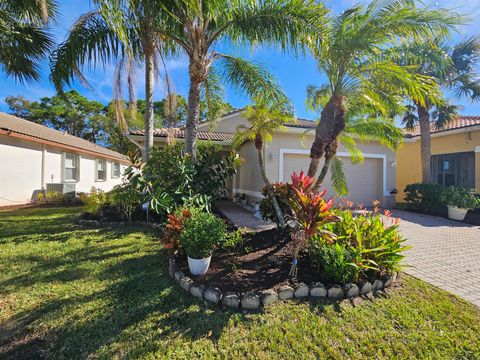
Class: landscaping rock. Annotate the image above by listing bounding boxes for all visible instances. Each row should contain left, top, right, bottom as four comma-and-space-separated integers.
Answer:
327, 285, 344, 300
168, 258, 177, 278
190, 283, 206, 299
174, 270, 185, 283
310, 282, 327, 298
241, 292, 261, 310
222, 292, 240, 308
260, 289, 278, 306
359, 281, 373, 295
382, 272, 397, 288
343, 283, 360, 298
268, 255, 280, 264
294, 283, 310, 298
373, 279, 383, 291
277, 285, 294, 300
204, 287, 222, 304
180, 277, 193, 292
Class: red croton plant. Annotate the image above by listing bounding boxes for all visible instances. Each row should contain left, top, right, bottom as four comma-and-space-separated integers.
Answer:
287, 171, 340, 277
161, 208, 192, 255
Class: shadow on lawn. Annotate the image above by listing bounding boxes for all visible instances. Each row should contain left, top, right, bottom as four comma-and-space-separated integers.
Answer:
0, 217, 343, 359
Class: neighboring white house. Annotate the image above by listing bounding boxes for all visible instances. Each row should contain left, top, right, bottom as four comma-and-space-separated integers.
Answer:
128, 109, 397, 207
0, 112, 129, 206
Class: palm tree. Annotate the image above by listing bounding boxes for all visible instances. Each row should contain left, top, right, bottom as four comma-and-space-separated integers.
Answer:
50, 0, 175, 161
0, 0, 56, 82
233, 97, 295, 227
305, 0, 462, 181
305, 89, 404, 195
155, 0, 327, 159
397, 37, 480, 183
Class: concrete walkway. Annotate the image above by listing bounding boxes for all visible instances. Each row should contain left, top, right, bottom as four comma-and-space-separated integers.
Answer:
394, 209, 480, 307
216, 200, 275, 232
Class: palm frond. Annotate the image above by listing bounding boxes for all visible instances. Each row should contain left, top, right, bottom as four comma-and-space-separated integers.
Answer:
330, 156, 348, 197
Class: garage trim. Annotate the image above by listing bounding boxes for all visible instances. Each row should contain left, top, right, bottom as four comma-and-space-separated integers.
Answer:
278, 148, 389, 196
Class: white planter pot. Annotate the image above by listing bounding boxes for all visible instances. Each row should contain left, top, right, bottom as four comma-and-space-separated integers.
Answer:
240, 199, 248, 206
447, 205, 468, 221
187, 255, 212, 275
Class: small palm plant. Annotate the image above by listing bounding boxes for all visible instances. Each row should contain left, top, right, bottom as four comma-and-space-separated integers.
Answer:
233, 97, 295, 227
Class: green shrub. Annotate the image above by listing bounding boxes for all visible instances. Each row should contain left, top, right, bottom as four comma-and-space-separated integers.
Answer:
442, 186, 480, 209
79, 187, 107, 215
309, 239, 358, 284
221, 228, 245, 252
403, 183, 446, 215
322, 209, 409, 278
109, 184, 143, 222
180, 208, 227, 259
131, 143, 242, 216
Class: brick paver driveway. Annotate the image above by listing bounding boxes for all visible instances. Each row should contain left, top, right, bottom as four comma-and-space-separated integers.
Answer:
394, 209, 480, 307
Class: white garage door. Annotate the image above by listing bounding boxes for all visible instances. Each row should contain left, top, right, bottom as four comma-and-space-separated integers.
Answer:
281, 153, 383, 206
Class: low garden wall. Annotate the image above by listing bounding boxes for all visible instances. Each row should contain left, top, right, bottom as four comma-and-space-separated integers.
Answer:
168, 257, 398, 311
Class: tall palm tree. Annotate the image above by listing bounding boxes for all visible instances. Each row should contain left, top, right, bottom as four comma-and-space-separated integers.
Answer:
0, 0, 56, 82
233, 96, 295, 227
397, 36, 480, 183
50, 0, 175, 161
154, 0, 327, 159
305, 89, 404, 195
305, 0, 462, 181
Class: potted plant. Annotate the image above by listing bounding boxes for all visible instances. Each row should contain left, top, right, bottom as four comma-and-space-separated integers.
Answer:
239, 193, 248, 206
443, 186, 480, 221
181, 208, 227, 275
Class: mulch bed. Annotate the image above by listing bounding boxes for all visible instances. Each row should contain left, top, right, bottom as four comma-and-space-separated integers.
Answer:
175, 228, 329, 293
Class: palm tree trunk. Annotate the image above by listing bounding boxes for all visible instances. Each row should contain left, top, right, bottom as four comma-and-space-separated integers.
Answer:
313, 140, 337, 191
417, 103, 432, 183
143, 44, 155, 162
185, 54, 207, 159
256, 136, 285, 228
308, 93, 345, 178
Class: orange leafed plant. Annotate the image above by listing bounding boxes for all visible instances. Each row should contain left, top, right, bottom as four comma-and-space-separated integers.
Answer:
287, 171, 340, 277
161, 208, 192, 254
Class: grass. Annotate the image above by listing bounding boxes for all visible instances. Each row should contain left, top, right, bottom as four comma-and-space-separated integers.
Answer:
0, 207, 479, 359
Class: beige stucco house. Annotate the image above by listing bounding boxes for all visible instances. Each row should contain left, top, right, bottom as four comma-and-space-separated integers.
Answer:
129, 109, 397, 207
0, 112, 129, 206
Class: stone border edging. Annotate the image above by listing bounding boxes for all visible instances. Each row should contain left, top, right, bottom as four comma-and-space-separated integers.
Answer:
168, 257, 397, 311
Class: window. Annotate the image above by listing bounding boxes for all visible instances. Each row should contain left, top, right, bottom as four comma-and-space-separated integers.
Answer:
63, 153, 79, 182
431, 152, 475, 188
96, 159, 107, 181
112, 162, 121, 178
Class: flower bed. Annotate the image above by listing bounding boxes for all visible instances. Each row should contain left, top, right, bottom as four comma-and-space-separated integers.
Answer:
168, 227, 399, 311
168, 256, 398, 311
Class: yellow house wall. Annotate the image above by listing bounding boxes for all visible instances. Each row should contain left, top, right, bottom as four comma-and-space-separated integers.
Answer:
396, 129, 480, 203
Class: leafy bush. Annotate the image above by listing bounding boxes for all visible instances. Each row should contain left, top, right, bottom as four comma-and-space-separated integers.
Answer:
128, 143, 242, 216
109, 183, 143, 222
319, 209, 409, 280
404, 183, 446, 214
161, 208, 192, 255
442, 186, 480, 209
78, 187, 107, 215
221, 229, 245, 252
309, 239, 358, 284
180, 208, 227, 259
260, 182, 292, 225
35, 191, 80, 205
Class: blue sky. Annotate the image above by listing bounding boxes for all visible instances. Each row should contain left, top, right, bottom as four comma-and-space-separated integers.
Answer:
1, 0, 479, 121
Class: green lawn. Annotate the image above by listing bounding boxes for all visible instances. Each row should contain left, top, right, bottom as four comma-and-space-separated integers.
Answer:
0, 207, 479, 359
